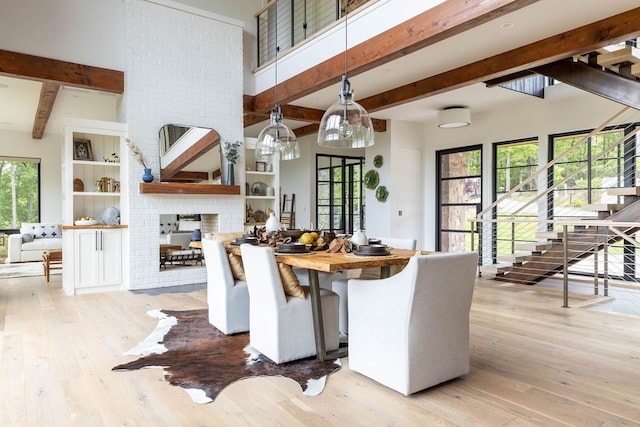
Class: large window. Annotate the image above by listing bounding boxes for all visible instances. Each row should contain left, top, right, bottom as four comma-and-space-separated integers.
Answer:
316, 154, 364, 233
436, 145, 481, 252
0, 156, 40, 231
493, 138, 539, 256
549, 127, 634, 219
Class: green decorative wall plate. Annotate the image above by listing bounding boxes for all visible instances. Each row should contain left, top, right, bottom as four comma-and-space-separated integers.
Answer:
376, 185, 389, 202
373, 155, 383, 168
364, 170, 380, 189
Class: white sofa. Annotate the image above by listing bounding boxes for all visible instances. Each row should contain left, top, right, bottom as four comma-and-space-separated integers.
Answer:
6, 223, 63, 263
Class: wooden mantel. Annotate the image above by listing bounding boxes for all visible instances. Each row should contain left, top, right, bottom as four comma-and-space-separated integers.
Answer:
139, 182, 241, 195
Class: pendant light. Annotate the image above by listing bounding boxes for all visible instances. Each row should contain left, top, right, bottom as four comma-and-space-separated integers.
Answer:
317, 2, 374, 149
256, 1, 300, 161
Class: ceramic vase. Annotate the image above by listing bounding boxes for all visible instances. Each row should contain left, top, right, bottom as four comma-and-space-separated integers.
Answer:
226, 162, 235, 185
265, 212, 280, 233
142, 168, 154, 183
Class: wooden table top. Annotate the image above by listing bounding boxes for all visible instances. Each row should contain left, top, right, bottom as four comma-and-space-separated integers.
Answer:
223, 243, 416, 273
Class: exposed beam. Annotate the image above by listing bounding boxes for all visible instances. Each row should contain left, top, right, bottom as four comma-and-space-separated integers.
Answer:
532, 59, 640, 110
0, 49, 124, 93
249, 0, 540, 113
160, 129, 221, 180
358, 7, 640, 113
32, 82, 59, 139
244, 112, 269, 127
293, 124, 322, 139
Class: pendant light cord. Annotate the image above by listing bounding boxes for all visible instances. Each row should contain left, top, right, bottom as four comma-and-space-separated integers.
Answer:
274, 1, 278, 107
344, 1, 348, 78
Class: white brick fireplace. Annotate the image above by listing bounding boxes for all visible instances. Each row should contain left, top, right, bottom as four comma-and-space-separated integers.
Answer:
122, 0, 245, 290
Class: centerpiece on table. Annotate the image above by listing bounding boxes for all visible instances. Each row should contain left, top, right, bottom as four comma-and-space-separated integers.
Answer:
222, 140, 242, 185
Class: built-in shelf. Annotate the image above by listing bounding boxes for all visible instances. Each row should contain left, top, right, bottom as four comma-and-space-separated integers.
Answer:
139, 182, 241, 195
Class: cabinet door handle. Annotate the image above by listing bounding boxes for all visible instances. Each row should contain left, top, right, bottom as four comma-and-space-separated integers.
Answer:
95, 231, 98, 251
100, 230, 103, 251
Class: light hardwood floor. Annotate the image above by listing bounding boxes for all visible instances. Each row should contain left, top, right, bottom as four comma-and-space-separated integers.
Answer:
1, 273, 639, 426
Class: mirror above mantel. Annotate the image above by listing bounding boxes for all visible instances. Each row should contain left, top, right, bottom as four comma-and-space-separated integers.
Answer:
159, 124, 222, 183
139, 124, 240, 195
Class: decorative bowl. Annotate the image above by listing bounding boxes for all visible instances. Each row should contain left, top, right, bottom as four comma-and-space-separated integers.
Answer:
74, 219, 97, 226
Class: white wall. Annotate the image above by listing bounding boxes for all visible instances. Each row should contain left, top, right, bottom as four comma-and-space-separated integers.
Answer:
0, 129, 63, 223
122, 0, 245, 290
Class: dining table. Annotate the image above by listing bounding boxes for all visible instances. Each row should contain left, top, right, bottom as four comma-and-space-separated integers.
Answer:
223, 243, 417, 361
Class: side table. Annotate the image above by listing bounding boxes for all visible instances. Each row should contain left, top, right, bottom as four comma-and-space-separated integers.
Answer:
43, 249, 63, 282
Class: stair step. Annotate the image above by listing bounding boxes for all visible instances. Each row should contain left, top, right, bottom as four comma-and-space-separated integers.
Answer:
515, 242, 554, 252
479, 263, 512, 276
608, 187, 640, 196
535, 230, 564, 240
497, 253, 533, 265
581, 203, 624, 212
597, 46, 640, 68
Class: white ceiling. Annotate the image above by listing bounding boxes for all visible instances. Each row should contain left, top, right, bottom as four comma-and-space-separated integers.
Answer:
0, 0, 638, 138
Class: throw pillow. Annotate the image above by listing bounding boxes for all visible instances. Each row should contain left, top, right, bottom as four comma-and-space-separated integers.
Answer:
20, 222, 36, 237
227, 253, 246, 282
33, 224, 61, 239
160, 222, 178, 235
278, 263, 306, 299
22, 233, 34, 243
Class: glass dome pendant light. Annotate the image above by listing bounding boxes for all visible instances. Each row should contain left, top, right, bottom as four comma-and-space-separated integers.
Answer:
256, 2, 300, 161
317, 3, 374, 149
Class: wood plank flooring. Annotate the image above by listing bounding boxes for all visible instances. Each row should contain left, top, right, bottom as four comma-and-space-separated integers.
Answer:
1, 274, 639, 426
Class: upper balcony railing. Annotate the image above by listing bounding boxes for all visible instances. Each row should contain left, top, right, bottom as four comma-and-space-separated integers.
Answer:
256, 0, 371, 67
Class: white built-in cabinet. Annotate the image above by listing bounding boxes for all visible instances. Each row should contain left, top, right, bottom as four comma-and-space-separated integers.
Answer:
72, 228, 122, 289
61, 119, 128, 296
244, 137, 280, 228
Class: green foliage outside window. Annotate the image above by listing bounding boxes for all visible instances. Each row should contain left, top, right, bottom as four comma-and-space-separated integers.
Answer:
0, 160, 39, 229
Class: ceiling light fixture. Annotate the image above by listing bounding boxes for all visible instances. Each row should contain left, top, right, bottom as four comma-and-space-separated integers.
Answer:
437, 106, 471, 128
317, 1, 374, 149
256, 1, 300, 161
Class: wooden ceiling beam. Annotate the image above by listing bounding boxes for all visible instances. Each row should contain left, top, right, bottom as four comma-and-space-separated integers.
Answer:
32, 82, 59, 139
249, 0, 540, 113
0, 49, 124, 93
358, 7, 640, 113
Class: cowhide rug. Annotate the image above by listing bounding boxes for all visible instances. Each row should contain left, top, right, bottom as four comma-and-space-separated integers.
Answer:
113, 309, 342, 403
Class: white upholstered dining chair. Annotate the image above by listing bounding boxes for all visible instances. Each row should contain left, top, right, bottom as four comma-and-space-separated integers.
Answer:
240, 243, 340, 363
334, 236, 418, 333
348, 251, 479, 396
374, 236, 417, 250
201, 238, 250, 334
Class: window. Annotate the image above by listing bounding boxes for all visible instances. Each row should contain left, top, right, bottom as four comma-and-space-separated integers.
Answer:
436, 145, 481, 252
549, 127, 632, 219
493, 138, 539, 256
316, 154, 364, 233
0, 156, 41, 231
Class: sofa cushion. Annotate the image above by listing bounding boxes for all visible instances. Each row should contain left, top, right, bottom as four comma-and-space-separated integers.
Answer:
22, 238, 62, 251
22, 233, 34, 243
33, 224, 61, 238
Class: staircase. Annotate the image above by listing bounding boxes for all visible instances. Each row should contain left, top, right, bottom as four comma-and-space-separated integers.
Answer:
480, 196, 640, 285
